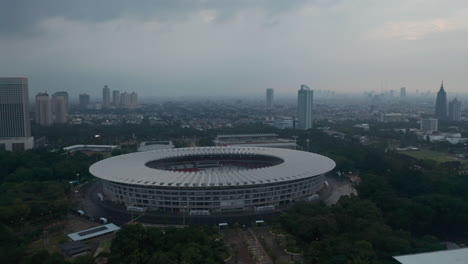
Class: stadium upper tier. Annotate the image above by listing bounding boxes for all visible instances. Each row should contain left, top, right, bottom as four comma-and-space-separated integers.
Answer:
89, 147, 335, 188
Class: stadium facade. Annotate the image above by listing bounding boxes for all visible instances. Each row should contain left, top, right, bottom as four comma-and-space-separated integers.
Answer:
90, 147, 335, 216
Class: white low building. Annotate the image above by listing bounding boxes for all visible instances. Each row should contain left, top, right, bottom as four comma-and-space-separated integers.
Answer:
0, 137, 34, 151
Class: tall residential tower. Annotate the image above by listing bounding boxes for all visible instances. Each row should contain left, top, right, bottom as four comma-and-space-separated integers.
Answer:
52, 92, 68, 124
266, 88, 274, 108
448, 98, 462, 121
112, 90, 120, 106
35, 93, 53, 126
79, 93, 90, 109
102, 85, 111, 109
297, 84, 313, 130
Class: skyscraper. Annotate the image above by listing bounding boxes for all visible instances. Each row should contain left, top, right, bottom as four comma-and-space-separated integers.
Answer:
102, 85, 111, 108
120, 92, 131, 107
112, 90, 120, 106
52, 91, 69, 110
266, 88, 274, 108
435, 82, 447, 120
297, 84, 313, 130
35, 93, 53, 126
448, 98, 462, 121
400, 87, 406, 97
79, 93, 90, 109
52, 94, 68, 124
0, 78, 34, 151
130, 92, 138, 107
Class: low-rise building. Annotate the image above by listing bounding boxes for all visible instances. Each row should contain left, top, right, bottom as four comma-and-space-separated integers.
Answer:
213, 133, 297, 149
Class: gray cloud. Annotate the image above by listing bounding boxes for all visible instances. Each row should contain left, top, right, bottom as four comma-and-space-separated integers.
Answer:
2, 0, 468, 98
0, 0, 314, 34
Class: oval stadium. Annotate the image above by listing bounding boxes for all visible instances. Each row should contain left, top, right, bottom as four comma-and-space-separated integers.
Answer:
89, 147, 335, 216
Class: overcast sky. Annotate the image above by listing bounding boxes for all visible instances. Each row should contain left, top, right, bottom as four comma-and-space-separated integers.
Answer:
2, 0, 468, 98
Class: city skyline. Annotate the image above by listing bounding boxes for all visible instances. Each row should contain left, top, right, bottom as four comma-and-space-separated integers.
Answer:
2, 1, 468, 96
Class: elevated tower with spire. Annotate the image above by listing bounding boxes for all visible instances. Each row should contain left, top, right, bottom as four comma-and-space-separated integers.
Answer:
435, 81, 447, 120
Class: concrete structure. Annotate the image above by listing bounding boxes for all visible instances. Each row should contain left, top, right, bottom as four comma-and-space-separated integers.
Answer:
102, 85, 111, 109
0, 78, 34, 151
130, 92, 138, 106
138, 141, 175, 152
64, 144, 118, 153
0, 136, 34, 151
52, 91, 69, 111
400, 87, 406, 97
272, 117, 294, 129
120, 92, 131, 107
435, 81, 447, 120
420, 118, 438, 133
52, 93, 68, 124
266, 88, 274, 108
0, 78, 32, 138
423, 132, 467, 144
394, 248, 468, 264
448, 98, 461, 121
67, 223, 120, 241
79, 93, 90, 109
297, 84, 313, 129
90, 147, 335, 215
60, 241, 90, 257
380, 113, 408, 122
112, 90, 120, 106
214, 134, 297, 149
35, 92, 53, 126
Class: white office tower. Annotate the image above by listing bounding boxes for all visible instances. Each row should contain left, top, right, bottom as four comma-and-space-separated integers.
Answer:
52, 94, 68, 124
266, 88, 274, 108
297, 84, 314, 129
112, 90, 120, 106
102, 85, 111, 108
0, 78, 34, 151
448, 98, 462, 121
35, 93, 53, 126
420, 118, 438, 133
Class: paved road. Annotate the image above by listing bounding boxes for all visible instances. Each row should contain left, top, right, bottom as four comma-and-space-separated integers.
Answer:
321, 175, 357, 206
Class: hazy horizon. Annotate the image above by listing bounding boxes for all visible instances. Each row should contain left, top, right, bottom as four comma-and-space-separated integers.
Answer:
2, 0, 468, 97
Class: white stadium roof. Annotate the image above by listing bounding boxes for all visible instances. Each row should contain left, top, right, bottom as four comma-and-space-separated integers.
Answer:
394, 248, 468, 264
89, 147, 335, 188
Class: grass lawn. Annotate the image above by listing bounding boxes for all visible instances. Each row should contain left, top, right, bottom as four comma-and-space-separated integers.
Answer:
400, 150, 461, 163
29, 233, 69, 253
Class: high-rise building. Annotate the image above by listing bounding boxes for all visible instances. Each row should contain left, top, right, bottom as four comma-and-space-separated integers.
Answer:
112, 90, 120, 106
52, 91, 69, 110
79, 93, 90, 109
266, 88, 274, 108
0, 78, 34, 151
435, 82, 447, 119
35, 93, 53, 126
52, 94, 68, 124
297, 84, 313, 130
102, 85, 111, 108
130, 92, 138, 106
400, 87, 406, 97
120, 92, 130, 107
448, 98, 462, 121
420, 118, 438, 133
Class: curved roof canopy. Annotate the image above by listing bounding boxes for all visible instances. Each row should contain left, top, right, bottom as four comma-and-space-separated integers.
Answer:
89, 146, 335, 188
